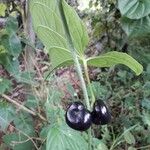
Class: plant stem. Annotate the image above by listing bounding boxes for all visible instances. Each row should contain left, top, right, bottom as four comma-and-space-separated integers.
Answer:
83, 60, 95, 107
59, 1, 91, 149
59, 1, 90, 110
2, 94, 47, 122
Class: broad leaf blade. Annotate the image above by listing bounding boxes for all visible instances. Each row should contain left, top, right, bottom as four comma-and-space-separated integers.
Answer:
121, 16, 150, 37
48, 47, 73, 71
118, 0, 150, 19
61, 0, 89, 54
30, 0, 89, 70
46, 124, 88, 150
87, 51, 143, 75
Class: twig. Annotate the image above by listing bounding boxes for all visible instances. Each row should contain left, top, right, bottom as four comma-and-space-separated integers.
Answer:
1, 94, 47, 122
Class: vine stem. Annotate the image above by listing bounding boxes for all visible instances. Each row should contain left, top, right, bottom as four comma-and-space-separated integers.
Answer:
59, 1, 91, 149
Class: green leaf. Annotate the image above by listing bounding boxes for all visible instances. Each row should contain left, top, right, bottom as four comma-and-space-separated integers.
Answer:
0, 77, 12, 94
1, 33, 22, 58
142, 98, 150, 110
93, 138, 108, 150
0, 3, 6, 17
46, 124, 88, 150
0, 52, 20, 76
61, 0, 89, 54
6, 16, 18, 33
0, 102, 15, 131
121, 16, 150, 37
142, 112, 150, 127
124, 128, 135, 144
9, 33, 22, 58
30, 0, 89, 69
13, 112, 35, 135
118, 0, 150, 19
25, 95, 39, 109
48, 47, 73, 71
3, 133, 34, 150
15, 71, 37, 85
88, 82, 108, 100
87, 51, 143, 76
128, 146, 137, 150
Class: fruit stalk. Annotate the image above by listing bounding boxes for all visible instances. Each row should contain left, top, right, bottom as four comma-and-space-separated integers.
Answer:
83, 60, 96, 107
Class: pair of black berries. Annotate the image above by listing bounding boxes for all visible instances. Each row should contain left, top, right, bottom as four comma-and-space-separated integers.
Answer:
65, 100, 111, 131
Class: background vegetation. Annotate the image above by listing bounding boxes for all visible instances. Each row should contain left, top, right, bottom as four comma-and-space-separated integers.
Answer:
0, 0, 150, 150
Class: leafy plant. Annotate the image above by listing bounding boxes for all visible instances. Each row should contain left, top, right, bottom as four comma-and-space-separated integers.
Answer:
30, 0, 143, 149
118, 0, 150, 37
30, 0, 143, 75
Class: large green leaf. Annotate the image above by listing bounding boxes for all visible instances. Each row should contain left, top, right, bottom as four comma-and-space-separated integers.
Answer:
86, 51, 143, 75
121, 16, 150, 37
0, 102, 15, 131
30, 0, 89, 69
118, 0, 150, 19
61, 0, 89, 54
46, 124, 88, 150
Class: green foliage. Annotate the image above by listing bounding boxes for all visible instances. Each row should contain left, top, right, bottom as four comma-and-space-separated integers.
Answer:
0, 0, 149, 150
6, 16, 18, 33
30, 0, 89, 70
93, 138, 108, 150
0, 77, 12, 94
87, 51, 143, 75
30, 0, 143, 76
123, 128, 135, 145
0, 102, 35, 149
0, 3, 6, 17
0, 102, 15, 131
13, 112, 35, 135
118, 0, 150, 37
46, 124, 88, 150
121, 16, 150, 37
118, 0, 150, 19
3, 133, 34, 150
128, 147, 136, 150
61, 0, 89, 54
0, 16, 22, 76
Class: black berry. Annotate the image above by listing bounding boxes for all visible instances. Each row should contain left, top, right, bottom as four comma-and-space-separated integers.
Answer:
65, 101, 92, 131
91, 100, 111, 125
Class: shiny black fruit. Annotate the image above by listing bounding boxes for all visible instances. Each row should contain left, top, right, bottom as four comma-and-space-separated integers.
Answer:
65, 101, 92, 131
91, 100, 111, 125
